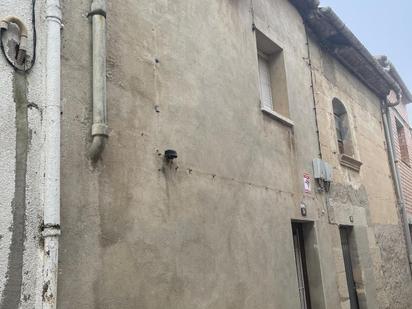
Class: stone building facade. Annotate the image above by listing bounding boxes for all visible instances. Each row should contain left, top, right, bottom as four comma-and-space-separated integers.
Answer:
0, 0, 411, 309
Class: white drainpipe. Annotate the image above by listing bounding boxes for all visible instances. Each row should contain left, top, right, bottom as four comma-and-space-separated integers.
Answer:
42, 0, 62, 308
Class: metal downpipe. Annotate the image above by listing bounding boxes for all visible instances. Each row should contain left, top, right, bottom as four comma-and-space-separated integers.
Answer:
88, 0, 108, 161
381, 101, 412, 274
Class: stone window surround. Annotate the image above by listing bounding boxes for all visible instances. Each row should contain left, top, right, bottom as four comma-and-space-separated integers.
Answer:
332, 98, 362, 172
255, 28, 293, 128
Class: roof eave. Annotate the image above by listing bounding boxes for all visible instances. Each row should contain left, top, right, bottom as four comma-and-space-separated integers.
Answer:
290, 0, 402, 100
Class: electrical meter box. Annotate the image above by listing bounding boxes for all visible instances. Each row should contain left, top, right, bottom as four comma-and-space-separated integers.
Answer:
312, 158, 332, 182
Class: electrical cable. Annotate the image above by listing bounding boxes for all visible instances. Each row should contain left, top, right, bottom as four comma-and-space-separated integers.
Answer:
0, 0, 36, 72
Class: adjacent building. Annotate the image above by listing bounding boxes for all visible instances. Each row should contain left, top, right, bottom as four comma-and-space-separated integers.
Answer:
0, 0, 411, 308
376, 55, 412, 242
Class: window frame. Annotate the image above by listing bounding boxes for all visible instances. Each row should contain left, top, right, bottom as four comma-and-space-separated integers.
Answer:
332, 98, 362, 171
257, 50, 274, 112
255, 28, 293, 127
396, 118, 410, 166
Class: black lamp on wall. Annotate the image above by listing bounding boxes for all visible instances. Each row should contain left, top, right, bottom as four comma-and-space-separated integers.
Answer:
164, 149, 178, 161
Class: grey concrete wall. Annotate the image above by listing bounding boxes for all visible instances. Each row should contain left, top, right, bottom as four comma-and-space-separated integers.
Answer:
57, 0, 412, 308
2, 0, 411, 308
0, 1, 46, 308
58, 0, 336, 308
0, 0, 405, 308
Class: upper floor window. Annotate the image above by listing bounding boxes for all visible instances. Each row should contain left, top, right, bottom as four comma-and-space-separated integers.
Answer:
332, 98, 354, 157
258, 51, 274, 112
332, 98, 362, 171
255, 29, 292, 127
396, 119, 410, 165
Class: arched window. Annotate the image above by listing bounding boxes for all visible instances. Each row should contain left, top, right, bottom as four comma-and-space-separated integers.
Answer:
332, 98, 354, 157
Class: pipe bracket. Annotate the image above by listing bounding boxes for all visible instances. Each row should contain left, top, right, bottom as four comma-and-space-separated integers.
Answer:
87, 9, 106, 18
46, 3, 62, 22
42, 225, 61, 238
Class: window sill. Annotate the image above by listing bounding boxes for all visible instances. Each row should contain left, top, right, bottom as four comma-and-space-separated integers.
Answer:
261, 107, 294, 128
340, 154, 362, 172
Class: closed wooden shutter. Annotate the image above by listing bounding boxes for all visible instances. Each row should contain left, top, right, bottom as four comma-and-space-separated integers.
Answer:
258, 53, 274, 111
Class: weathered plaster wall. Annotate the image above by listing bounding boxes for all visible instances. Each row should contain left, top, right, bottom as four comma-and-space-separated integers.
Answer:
58, 0, 342, 308
310, 39, 412, 308
0, 1, 46, 308
0, 0, 410, 308
55, 0, 412, 308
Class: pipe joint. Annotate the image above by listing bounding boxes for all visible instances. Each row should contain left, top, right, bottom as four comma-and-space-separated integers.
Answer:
0, 16, 31, 67
0, 16, 28, 36
89, 135, 107, 161
46, 4, 62, 23
91, 123, 108, 136
0, 17, 29, 58
91, 0, 107, 15
89, 0, 106, 18
88, 9, 106, 18
384, 91, 402, 108
42, 225, 61, 238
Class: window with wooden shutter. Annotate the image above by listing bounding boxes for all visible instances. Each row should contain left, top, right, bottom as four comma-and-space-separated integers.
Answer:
258, 52, 274, 111
396, 119, 410, 165
254, 28, 292, 125
332, 98, 354, 157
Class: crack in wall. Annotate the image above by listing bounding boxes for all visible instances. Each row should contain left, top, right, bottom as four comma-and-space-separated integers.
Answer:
0, 72, 28, 309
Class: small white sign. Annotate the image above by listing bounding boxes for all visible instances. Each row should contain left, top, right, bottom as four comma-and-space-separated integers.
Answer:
304, 173, 311, 193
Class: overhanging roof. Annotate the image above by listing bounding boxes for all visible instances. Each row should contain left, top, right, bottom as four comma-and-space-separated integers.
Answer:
290, 0, 411, 101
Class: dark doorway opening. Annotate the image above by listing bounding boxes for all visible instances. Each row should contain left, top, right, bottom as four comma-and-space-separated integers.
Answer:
292, 222, 312, 309
409, 224, 412, 243
339, 226, 359, 309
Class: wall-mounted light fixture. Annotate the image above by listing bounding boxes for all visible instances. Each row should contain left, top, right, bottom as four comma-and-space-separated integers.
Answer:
164, 149, 177, 161
300, 203, 307, 217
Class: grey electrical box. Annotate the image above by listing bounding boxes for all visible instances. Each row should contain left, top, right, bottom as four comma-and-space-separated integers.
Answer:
324, 162, 332, 182
312, 158, 332, 182
313, 158, 325, 179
